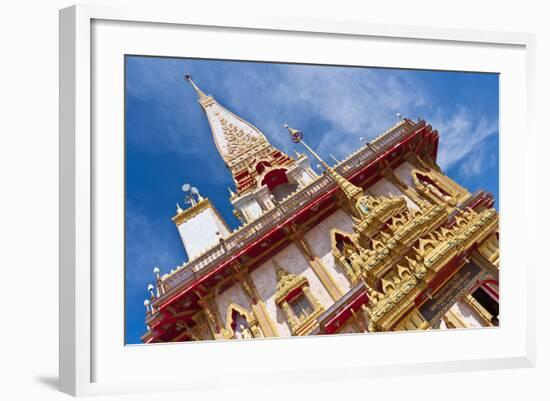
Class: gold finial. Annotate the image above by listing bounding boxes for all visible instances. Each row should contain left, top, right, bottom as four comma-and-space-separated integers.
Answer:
228, 186, 236, 197
176, 203, 184, 214
284, 124, 303, 143
184, 73, 207, 99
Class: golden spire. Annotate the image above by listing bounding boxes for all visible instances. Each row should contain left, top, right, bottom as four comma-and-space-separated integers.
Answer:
184, 73, 207, 100
284, 124, 364, 205
186, 75, 294, 197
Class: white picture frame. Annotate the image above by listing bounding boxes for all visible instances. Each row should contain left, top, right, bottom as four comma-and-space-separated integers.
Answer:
59, 4, 536, 397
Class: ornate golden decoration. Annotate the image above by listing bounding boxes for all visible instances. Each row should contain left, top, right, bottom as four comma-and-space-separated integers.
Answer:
273, 261, 324, 335
171, 198, 230, 233
274, 263, 308, 304
220, 303, 264, 339
411, 169, 459, 206
352, 195, 409, 240
477, 232, 500, 269
220, 117, 266, 162
462, 294, 493, 326
331, 181, 498, 332
289, 229, 344, 300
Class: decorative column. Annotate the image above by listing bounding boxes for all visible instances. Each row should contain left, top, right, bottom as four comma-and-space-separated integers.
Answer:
280, 300, 300, 331
471, 249, 499, 281
461, 294, 493, 327
429, 166, 470, 203
475, 233, 500, 269
410, 154, 470, 203
291, 229, 344, 301
442, 308, 469, 329
196, 292, 225, 340
232, 263, 280, 338
381, 163, 429, 207
350, 307, 368, 333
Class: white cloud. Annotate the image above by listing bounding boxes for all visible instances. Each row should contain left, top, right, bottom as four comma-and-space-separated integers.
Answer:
430, 108, 498, 179
219, 65, 427, 161
127, 57, 498, 181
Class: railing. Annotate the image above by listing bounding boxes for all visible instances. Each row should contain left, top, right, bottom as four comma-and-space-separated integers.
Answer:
159, 119, 422, 297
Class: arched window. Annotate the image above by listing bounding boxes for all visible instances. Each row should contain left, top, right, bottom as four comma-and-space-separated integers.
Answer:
414, 172, 450, 197
274, 264, 324, 335
222, 303, 263, 339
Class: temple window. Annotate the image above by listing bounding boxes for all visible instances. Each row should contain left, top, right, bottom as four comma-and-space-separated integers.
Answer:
414, 172, 450, 197
331, 230, 362, 283
221, 304, 263, 340
274, 262, 324, 335
289, 293, 314, 322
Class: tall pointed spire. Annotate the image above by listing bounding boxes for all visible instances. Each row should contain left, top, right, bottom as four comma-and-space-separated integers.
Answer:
184, 73, 207, 99
184, 75, 295, 196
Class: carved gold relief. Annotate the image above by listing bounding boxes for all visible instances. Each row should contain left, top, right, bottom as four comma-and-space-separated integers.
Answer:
330, 180, 498, 332
220, 303, 264, 340
274, 261, 324, 335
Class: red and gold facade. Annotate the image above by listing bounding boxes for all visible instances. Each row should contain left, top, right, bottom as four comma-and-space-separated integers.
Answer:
141, 76, 499, 343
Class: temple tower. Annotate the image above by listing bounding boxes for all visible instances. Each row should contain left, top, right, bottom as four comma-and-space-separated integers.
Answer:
185, 74, 317, 223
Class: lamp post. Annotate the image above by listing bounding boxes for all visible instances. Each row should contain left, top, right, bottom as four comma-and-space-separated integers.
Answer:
284, 123, 364, 207
147, 283, 155, 299
284, 124, 330, 171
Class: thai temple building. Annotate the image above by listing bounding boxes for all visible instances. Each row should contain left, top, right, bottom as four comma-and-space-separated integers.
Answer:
140, 74, 500, 343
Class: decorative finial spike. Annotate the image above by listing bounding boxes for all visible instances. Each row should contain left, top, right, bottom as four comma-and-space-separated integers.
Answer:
284, 123, 303, 143
284, 123, 365, 217
184, 73, 207, 99
176, 203, 183, 214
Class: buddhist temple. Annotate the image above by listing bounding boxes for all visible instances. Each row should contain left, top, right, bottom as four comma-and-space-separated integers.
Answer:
140, 74, 499, 343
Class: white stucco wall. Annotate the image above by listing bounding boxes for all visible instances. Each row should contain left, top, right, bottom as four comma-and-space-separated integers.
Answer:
394, 161, 417, 188
304, 208, 355, 293
368, 177, 419, 211
243, 201, 263, 220
250, 243, 334, 337
178, 207, 229, 259
301, 170, 313, 185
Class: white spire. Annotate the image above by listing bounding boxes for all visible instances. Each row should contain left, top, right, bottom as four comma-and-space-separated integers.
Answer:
184, 74, 268, 168
184, 73, 207, 99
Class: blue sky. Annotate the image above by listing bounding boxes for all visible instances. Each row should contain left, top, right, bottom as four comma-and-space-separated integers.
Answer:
125, 56, 499, 344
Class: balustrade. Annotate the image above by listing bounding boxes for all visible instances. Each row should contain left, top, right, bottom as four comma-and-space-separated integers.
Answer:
161, 121, 420, 294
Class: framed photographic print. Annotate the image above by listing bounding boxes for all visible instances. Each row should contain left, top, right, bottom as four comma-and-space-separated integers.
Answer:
59, 4, 536, 397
